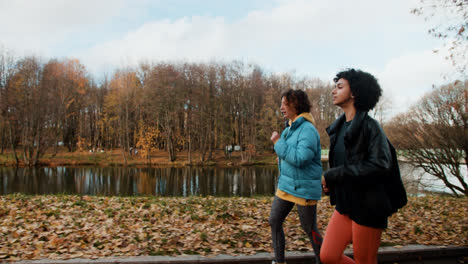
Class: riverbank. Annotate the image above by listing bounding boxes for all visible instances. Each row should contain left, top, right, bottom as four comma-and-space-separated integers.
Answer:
0, 148, 282, 167
0, 194, 466, 261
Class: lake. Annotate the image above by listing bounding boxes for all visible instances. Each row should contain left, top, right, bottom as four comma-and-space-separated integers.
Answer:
0, 162, 464, 196
0, 166, 279, 197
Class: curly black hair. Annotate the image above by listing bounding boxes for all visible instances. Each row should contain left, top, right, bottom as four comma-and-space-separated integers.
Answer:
333, 69, 382, 111
281, 89, 311, 114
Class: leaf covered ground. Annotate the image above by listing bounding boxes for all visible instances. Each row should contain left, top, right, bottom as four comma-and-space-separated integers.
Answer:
0, 194, 466, 261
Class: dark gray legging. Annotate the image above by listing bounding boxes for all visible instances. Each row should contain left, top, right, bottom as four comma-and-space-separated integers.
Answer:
269, 196, 323, 263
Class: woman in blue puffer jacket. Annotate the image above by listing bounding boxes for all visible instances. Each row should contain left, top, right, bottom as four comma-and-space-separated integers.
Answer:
269, 89, 323, 264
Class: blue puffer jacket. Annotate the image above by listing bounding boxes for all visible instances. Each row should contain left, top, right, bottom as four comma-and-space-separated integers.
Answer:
274, 113, 322, 200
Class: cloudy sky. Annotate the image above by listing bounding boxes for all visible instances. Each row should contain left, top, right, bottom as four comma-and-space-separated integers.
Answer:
0, 0, 458, 116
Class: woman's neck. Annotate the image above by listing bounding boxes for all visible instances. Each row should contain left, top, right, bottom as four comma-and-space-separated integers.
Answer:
342, 104, 356, 122
290, 114, 298, 122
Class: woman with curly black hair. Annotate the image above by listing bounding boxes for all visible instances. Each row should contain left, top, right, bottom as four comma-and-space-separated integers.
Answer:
320, 69, 406, 264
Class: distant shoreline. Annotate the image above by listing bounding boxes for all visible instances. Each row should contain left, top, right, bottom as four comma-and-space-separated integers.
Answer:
0, 148, 283, 167
4, 147, 461, 168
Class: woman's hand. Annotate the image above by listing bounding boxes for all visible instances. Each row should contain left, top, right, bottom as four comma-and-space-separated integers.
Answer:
322, 177, 330, 194
271, 131, 280, 143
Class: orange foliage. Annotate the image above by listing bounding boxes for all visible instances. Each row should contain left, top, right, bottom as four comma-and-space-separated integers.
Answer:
76, 136, 90, 152
136, 125, 164, 160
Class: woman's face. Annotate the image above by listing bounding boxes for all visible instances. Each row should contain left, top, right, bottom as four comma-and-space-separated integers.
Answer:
332, 78, 354, 108
280, 96, 297, 120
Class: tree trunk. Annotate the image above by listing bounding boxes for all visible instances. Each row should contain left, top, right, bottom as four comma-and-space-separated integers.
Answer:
167, 131, 176, 162
52, 142, 59, 158
188, 132, 192, 164
164, 114, 176, 162
33, 139, 41, 166
187, 105, 192, 164
1, 126, 4, 154
8, 125, 19, 165
120, 132, 127, 166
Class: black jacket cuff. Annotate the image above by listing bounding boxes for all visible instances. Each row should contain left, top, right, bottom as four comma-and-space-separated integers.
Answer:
324, 167, 343, 187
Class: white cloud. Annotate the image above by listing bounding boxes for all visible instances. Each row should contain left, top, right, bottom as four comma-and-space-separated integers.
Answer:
0, 0, 127, 56
0, 0, 459, 115
0, 0, 128, 31
78, 0, 427, 73
80, 16, 230, 74
378, 48, 456, 116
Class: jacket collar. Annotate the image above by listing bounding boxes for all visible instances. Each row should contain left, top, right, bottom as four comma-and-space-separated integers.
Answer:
289, 112, 314, 129
289, 116, 305, 130
326, 110, 368, 140
326, 114, 345, 136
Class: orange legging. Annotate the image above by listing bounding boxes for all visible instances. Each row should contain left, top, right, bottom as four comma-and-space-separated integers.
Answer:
320, 210, 383, 264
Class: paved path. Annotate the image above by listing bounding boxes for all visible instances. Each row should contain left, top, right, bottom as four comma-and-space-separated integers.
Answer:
10, 245, 468, 264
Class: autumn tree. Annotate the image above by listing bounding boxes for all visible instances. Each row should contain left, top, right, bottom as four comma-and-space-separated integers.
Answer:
216, 64, 237, 157
0, 47, 16, 154
136, 122, 163, 163
7, 57, 52, 166
104, 69, 142, 164
42, 59, 89, 153
83, 82, 104, 151
301, 78, 340, 149
41, 60, 62, 155
202, 64, 219, 161
229, 61, 255, 162
97, 76, 115, 150
244, 65, 266, 161
187, 63, 216, 162
144, 64, 184, 162
370, 95, 393, 125
1, 53, 372, 164
257, 76, 283, 152
387, 80, 467, 196
412, 0, 468, 77
180, 63, 196, 163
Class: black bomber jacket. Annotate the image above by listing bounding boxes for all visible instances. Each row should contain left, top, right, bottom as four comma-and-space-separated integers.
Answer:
324, 111, 407, 229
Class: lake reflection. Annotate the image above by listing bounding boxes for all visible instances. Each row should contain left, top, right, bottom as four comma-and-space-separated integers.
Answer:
1, 162, 463, 196
0, 166, 279, 197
